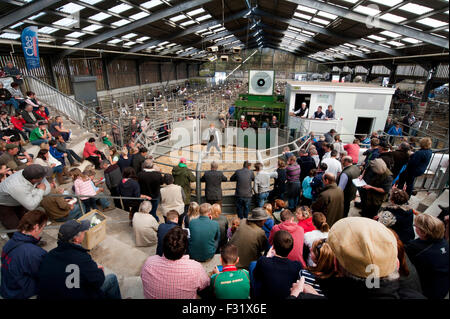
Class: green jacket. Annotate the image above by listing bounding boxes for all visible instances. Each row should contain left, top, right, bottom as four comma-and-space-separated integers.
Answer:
29, 127, 48, 141
172, 164, 195, 204
188, 216, 220, 262
211, 269, 250, 299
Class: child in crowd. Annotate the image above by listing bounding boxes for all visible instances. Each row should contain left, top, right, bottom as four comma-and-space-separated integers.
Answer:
211, 203, 228, 252
272, 199, 287, 224
295, 206, 316, 233
107, 147, 120, 165
301, 169, 316, 206
101, 132, 113, 147
83, 169, 113, 212
311, 163, 327, 200
227, 217, 240, 240
182, 201, 200, 228
210, 243, 251, 299
262, 203, 274, 240
71, 168, 97, 213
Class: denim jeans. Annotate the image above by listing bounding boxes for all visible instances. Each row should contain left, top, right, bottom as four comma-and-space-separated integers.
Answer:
256, 192, 269, 208
4, 98, 19, 111
150, 198, 160, 222
236, 197, 251, 219
82, 198, 97, 213
55, 204, 83, 222
100, 274, 122, 299
30, 138, 48, 145
65, 149, 82, 165
96, 194, 110, 209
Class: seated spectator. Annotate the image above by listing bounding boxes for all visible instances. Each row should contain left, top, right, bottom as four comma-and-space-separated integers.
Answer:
29, 121, 50, 146
296, 206, 316, 233
141, 226, 210, 299
0, 143, 27, 171
133, 201, 159, 247
101, 132, 113, 147
40, 177, 83, 222
269, 209, 306, 267
376, 188, 415, 245
35, 105, 49, 122
132, 146, 147, 175
406, 214, 449, 299
83, 137, 106, 169
48, 139, 67, 167
25, 91, 46, 112
34, 149, 69, 185
344, 139, 361, 164
118, 167, 150, 220
156, 210, 179, 257
70, 168, 97, 212
1, 111, 28, 142
84, 168, 113, 212
212, 203, 228, 252
253, 230, 303, 299
239, 115, 249, 130
0, 82, 19, 112
188, 203, 220, 262
0, 210, 48, 299
37, 219, 122, 299
49, 116, 70, 141
210, 243, 250, 299
160, 174, 185, 220
106, 147, 120, 165
230, 208, 269, 269
303, 213, 330, 267
290, 217, 425, 299
56, 134, 82, 167
227, 217, 240, 240
301, 169, 315, 206
21, 104, 44, 131
7, 83, 26, 109
10, 112, 29, 138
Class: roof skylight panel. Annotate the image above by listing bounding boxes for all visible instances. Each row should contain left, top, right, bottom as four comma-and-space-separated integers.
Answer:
317, 11, 337, 20
215, 27, 226, 32
196, 14, 212, 22
66, 31, 85, 38
90, 12, 112, 21
312, 17, 330, 25
369, 0, 403, 7
124, 41, 136, 46
112, 19, 131, 27
129, 12, 150, 20
11, 22, 24, 29
63, 40, 79, 46
80, 0, 103, 5
180, 20, 196, 27
0, 33, 21, 39
29, 12, 46, 20
141, 0, 163, 9
107, 39, 122, 44
39, 27, 59, 34
367, 35, 386, 41
416, 18, 448, 28
109, 4, 132, 14
294, 12, 312, 20
136, 36, 150, 42
122, 33, 137, 39
379, 13, 406, 23
387, 41, 404, 46
380, 30, 401, 38
187, 8, 205, 16
53, 18, 78, 27
170, 14, 187, 22
158, 41, 169, 46
83, 24, 103, 32
399, 3, 433, 14
57, 3, 85, 14
402, 37, 422, 44
296, 5, 317, 14
353, 5, 380, 16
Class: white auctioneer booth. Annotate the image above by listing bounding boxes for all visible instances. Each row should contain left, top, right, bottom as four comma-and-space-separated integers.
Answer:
284, 81, 396, 143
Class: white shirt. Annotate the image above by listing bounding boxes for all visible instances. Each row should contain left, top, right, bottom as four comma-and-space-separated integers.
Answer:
322, 151, 331, 160
304, 230, 329, 267
321, 157, 342, 178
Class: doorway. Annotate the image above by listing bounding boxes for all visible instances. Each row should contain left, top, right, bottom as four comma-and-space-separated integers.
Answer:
355, 117, 374, 137
294, 93, 311, 116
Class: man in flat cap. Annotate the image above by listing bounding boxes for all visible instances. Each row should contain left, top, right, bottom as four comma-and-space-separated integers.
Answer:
0, 143, 28, 171
37, 219, 122, 299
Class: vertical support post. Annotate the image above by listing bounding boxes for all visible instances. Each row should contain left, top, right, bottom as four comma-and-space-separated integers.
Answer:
365, 65, 372, 83
102, 58, 110, 91
158, 63, 163, 83
135, 59, 141, 87
48, 56, 59, 91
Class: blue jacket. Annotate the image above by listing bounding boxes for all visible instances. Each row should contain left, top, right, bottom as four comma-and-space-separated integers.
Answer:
37, 241, 105, 299
406, 149, 432, 177
49, 146, 64, 161
156, 221, 178, 256
0, 232, 47, 299
387, 126, 402, 136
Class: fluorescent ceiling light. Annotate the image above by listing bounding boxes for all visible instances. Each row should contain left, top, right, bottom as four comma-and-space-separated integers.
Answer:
402, 37, 422, 44
317, 11, 337, 20
369, 0, 403, 7
187, 8, 205, 16
90, 12, 112, 21
83, 24, 103, 32
296, 5, 316, 14
53, 18, 78, 27
136, 36, 150, 41
39, 26, 59, 34
294, 12, 312, 20
80, 0, 103, 4
38, 38, 54, 43
107, 39, 122, 44
11, 22, 24, 28
29, 12, 46, 20
109, 4, 132, 14
196, 14, 212, 22
380, 13, 406, 23
129, 12, 150, 20
180, 20, 196, 27
353, 5, 380, 16
142, 0, 163, 9
66, 31, 85, 38
0, 33, 21, 39
312, 17, 330, 25
380, 30, 401, 38
112, 19, 130, 27
399, 3, 433, 14
367, 34, 386, 41
63, 40, 79, 46
170, 14, 187, 22
416, 18, 448, 28
57, 3, 85, 13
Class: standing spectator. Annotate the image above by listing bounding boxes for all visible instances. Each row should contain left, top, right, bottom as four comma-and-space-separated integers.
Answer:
378, 141, 394, 171
325, 105, 335, 120
117, 146, 132, 172
128, 117, 140, 140
188, 203, 220, 262
321, 143, 332, 160
158, 120, 171, 141
387, 122, 403, 140
397, 138, 432, 196
301, 169, 315, 206
312, 106, 325, 119
269, 115, 279, 128
269, 159, 287, 201
249, 117, 258, 131
285, 156, 301, 210
293, 102, 309, 118
37, 220, 122, 299
312, 173, 344, 227
133, 201, 159, 247
324, 129, 336, 144
314, 136, 326, 160
333, 135, 345, 158
253, 230, 303, 299
83, 137, 106, 169
295, 206, 316, 234
402, 114, 412, 135
239, 115, 249, 130
56, 135, 82, 167
281, 146, 293, 163
360, 158, 393, 219
118, 167, 150, 220
0, 210, 48, 299
309, 148, 320, 167
141, 226, 210, 299
297, 149, 316, 183
205, 123, 222, 156
140, 115, 150, 134
137, 159, 164, 222
172, 157, 195, 220
229, 208, 269, 269
159, 174, 185, 220
362, 138, 380, 169
132, 147, 147, 175
201, 161, 227, 205
321, 150, 342, 178
344, 139, 360, 164
253, 162, 277, 207
303, 212, 329, 267
310, 163, 327, 201
29, 121, 50, 146
156, 210, 179, 256
269, 209, 306, 267
101, 160, 122, 208
384, 117, 394, 133
262, 203, 275, 241
210, 243, 251, 299
406, 214, 449, 299
410, 117, 422, 136
0, 165, 51, 235
230, 161, 255, 219
338, 156, 360, 217
211, 203, 228, 252
3, 61, 24, 93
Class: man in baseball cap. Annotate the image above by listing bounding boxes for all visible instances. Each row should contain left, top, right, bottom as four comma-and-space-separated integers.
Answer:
37, 219, 122, 299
